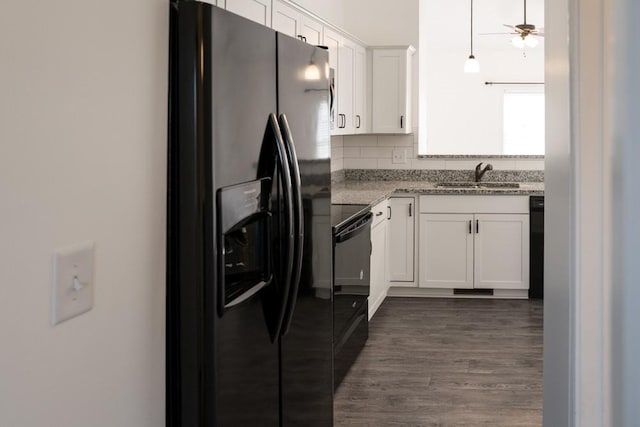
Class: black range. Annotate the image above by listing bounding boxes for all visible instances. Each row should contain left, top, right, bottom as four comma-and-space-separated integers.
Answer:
331, 204, 372, 389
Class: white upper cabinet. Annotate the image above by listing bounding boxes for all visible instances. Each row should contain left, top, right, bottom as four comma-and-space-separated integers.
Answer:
300, 15, 323, 45
338, 38, 356, 134
388, 197, 415, 283
325, 28, 368, 136
271, 0, 301, 38
224, 0, 272, 27
323, 28, 340, 133
371, 46, 415, 134
272, 1, 324, 44
353, 45, 367, 133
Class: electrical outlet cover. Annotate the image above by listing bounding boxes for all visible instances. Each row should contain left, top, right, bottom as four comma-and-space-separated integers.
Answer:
392, 149, 407, 164
52, 241, 95, 325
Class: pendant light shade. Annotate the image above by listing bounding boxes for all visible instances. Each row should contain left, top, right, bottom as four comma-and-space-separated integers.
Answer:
465, 0, 479, 73
464, 55, 480, 73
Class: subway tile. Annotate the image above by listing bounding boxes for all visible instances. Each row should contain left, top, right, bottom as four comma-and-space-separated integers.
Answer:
516, 160, 545, 170
361, 147, 393, 159
342, 147, 361, 158
402, 147, 415, 159
487, 160, 517, 170
330, 135, 343, 148
330, 157, 343, 172
377, 158, 412, 170
344, 158, 378, 169
343, 134, 378, 147
410, 159, 447, 170
331, 146, 343, 159
445, 160, 482, 170
378, 134, 413, 147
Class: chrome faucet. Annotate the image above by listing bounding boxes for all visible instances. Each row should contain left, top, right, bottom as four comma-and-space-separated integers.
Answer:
475, 162, 493, 182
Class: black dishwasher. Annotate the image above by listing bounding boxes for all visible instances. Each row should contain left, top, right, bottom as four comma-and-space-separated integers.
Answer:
530, 196, 544, 299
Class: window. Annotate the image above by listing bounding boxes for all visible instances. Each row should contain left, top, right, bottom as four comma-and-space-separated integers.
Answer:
503, 91, 545, 155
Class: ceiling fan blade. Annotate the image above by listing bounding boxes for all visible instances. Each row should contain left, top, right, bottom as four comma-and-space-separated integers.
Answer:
504, 24, 524, 33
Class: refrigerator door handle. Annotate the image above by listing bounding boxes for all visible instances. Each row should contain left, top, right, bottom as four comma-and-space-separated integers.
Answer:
257, 113, 295, 340
278, 113, 304, 336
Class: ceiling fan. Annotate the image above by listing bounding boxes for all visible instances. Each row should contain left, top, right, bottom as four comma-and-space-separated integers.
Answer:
481, 0, 544, 48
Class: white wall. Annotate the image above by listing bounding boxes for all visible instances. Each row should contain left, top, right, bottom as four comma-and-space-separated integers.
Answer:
424, 50, 544, 155
0, 0, 167, 426
422, 0, 544, 155
290, 0, 345, 29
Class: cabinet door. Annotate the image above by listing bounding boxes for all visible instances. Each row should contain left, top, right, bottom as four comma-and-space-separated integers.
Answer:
419, 214, 474, 289
369, 220, 388, 320
474, 214, 530, 290
354, 45, 367, 133
323, 28, 341, 135
338, 39, 356, 134
300, 15, 323, 45
224, 0, 271, 27
372, 48, 411, 134
272, 0, 301, 39
388, 198, 415, 283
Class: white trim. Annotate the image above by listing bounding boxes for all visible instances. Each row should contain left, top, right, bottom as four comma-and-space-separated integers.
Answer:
387, 287, 529, 299
572, 0, 607, 422
544, 0, 575, 422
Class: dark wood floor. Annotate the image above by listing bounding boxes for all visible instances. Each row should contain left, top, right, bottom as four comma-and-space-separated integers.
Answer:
334, 297, 543, 426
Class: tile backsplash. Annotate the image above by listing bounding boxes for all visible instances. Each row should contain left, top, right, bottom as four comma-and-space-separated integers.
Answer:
330, 132, 545, 172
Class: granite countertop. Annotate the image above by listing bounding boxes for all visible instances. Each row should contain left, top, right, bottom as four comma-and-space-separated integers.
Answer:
331, 180, 544, 206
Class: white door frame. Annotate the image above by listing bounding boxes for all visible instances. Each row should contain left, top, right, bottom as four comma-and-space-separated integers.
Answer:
546, 0, 640, 424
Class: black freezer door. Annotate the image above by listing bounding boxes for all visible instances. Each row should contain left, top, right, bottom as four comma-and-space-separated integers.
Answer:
276, 33, 334, 427
168, 3, 283, 427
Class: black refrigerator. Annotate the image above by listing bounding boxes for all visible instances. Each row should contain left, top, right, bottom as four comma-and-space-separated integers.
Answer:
167, 2, 333, 426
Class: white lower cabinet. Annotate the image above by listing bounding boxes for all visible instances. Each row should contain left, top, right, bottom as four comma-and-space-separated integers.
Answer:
369, 200, 388, 319
418, 196, 530, 291
419, 214, 474, 289
388, 197, 415, 284
474, 214, 529, 290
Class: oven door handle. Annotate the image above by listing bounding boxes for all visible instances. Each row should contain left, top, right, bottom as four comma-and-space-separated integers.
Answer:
335, 213, 373, 243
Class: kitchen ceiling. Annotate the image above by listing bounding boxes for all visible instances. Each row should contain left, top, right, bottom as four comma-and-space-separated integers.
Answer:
425, 0, 545, 51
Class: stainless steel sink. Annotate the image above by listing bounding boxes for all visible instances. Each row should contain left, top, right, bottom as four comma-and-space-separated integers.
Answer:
436, 182, 520, 189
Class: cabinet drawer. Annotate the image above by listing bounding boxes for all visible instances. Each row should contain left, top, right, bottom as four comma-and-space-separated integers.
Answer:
370, 199, 389, 228
419, 195, 529, 214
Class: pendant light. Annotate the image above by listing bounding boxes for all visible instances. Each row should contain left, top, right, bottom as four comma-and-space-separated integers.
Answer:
464, 0, 480, 73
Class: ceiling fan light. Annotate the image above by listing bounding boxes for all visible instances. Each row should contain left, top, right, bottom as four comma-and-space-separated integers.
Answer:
464, 55, 480, 73
525, 35, 539, 47
511, 36, 525, 48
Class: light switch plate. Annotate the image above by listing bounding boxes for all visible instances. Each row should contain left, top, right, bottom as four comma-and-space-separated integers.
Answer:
52, 241, 95, 325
